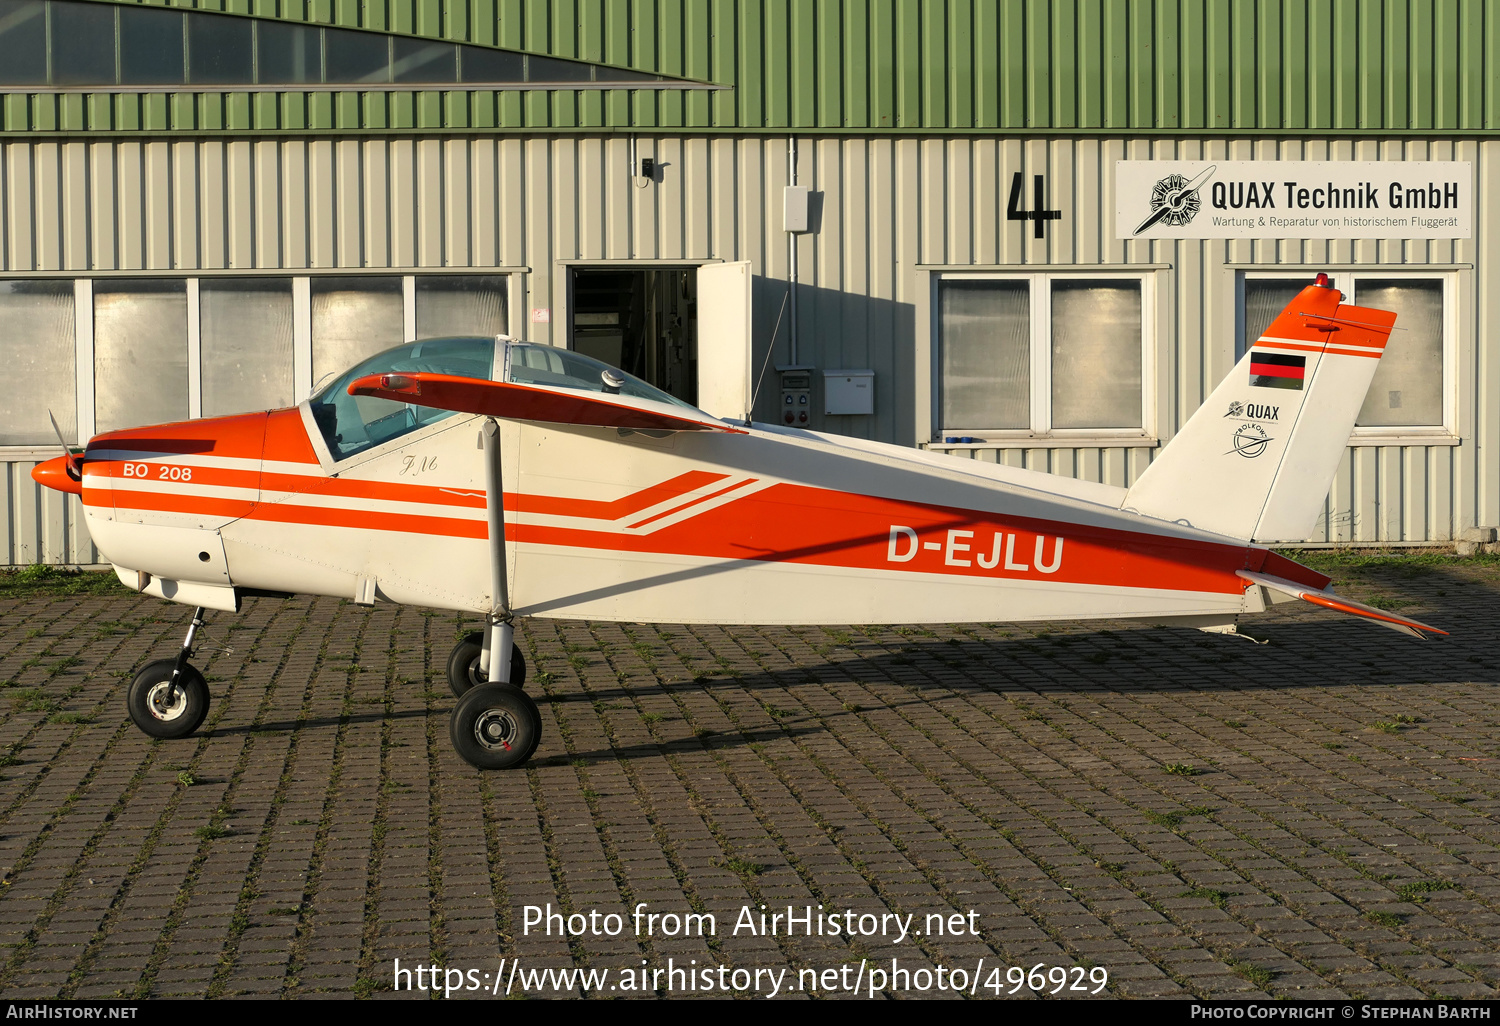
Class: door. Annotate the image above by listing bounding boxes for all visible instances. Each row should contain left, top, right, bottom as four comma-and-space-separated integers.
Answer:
694, 261, 753, 422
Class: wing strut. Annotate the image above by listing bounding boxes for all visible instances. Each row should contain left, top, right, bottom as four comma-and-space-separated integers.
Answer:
480, 418, 514, 683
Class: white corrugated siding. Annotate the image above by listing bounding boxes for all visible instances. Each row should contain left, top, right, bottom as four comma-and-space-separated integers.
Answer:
1, 135, 1493, 562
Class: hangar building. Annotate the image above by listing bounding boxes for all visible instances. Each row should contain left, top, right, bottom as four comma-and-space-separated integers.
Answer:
1, 0, 1495, 564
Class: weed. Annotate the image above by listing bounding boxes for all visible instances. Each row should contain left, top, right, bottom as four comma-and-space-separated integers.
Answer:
842, 702, 862, 713
1226, 959, 1275, 988
1321, 742, 1344, 750
1180, 887, 1232, 908
1162, 762, 1201, 776
1364, 910, 1403, 928
1146, 811, 1185, 829
195, 825, 230, 841
0, 565, 129, 597
641, 711, 665, 724
1396, 880, 1458, 903
1181, 806, 1215, 817
17, 690, 57, 713
49, 712, 90, 724
176, 770, 197, 787
724, 857, 764, 876
1372, 721, 1403, 734
1392, 714, 1422, 724
1223, 720, 1246, 728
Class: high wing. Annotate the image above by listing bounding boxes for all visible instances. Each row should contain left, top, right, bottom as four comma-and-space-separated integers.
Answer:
347, 372, 746, 434
1237, 570, 1447, 639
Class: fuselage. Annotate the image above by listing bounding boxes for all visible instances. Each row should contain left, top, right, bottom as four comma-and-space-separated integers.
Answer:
42, 400, 1328, 625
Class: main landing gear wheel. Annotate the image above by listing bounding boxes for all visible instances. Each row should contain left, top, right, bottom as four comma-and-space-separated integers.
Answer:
446, 631, 527, 697
126, 659, 210, 740
449, 683, 541, 770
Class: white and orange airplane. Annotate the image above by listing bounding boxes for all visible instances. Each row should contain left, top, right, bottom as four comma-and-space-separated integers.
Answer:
32, 273, 1443, 769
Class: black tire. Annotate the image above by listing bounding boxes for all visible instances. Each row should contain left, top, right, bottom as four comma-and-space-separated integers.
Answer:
449, 683, 541, 770
126, 658, 210, 740
445, 631, 527, 697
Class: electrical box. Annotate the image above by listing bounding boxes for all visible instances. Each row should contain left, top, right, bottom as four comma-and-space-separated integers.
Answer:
778, 366, 814, 426
783, 186, 810, 233
823, 369, 874, 416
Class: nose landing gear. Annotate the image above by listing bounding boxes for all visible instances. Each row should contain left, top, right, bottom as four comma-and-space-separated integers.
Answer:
126, 606, 210, 740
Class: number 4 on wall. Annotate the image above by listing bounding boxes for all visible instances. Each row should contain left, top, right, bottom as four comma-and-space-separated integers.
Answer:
1007, 173, 1063, 239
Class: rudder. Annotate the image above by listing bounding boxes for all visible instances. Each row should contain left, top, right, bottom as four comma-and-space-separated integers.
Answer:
1123, 275, 1397, 542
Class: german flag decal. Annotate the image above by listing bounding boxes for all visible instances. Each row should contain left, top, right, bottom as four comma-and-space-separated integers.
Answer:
1249, 352, 1306, 390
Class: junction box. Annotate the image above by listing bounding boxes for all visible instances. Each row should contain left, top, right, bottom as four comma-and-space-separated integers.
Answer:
778, 365, 814, 426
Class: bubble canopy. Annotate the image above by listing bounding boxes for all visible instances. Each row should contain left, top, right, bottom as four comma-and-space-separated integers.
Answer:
309, 336, 703, 460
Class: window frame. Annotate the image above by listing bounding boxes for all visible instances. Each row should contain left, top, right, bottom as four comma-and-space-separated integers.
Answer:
932, 270, 1157, 445
1237, 269, 1458, 442
0, 271, 517, 455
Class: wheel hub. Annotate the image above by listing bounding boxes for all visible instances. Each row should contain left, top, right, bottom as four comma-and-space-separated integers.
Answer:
146, 681, 187, 721
474, 708, 517, 751
467, 656, 488, 688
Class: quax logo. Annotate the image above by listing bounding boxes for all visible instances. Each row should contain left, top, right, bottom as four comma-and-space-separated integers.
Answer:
1224, 401, 1279, 421
1133, 165, 1216, 235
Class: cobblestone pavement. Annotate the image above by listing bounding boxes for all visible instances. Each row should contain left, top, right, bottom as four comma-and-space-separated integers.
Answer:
0, 558, 1497, 1000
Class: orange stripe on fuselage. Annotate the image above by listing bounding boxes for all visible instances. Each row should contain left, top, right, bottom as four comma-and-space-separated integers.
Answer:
105, 486, 482, 538
508, 470, 728, 520
240, 502, 486, 539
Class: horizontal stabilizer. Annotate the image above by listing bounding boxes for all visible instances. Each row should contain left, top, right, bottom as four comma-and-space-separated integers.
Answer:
348, 372, 745, 434
1237, 570, 1447, 639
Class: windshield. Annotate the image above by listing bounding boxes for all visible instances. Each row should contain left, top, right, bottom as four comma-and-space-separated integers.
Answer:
505, 342, 701, 412
310, 337, 495, 460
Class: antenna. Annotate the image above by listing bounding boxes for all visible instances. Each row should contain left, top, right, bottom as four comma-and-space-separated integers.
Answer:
747, 286, 792, 426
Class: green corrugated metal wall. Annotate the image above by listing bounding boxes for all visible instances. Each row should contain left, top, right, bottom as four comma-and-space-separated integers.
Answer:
2, 0, 1496, 134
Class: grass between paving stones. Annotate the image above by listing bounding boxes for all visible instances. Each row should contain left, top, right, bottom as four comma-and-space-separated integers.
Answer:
0, 565, 130, 597
735, 625, 1199, 995
585, 623, 873, 981
684, 625, 1123, 981
535, 626, 730, 973
5, 554, 1498, 999
838, 620, 1490, 997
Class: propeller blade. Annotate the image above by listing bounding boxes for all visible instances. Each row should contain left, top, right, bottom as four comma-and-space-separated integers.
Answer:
47, 410, 81, 480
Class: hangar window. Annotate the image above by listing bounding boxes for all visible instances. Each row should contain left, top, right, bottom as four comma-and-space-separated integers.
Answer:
0, 0, 682, 89
0, 280, 76, 445
200, 279, 294, 418
0, 272, 510, 451
93, 280, 189, 435
311, 277, 405, 389
936, 274, 1150, 442
1240, 273, 1452, 435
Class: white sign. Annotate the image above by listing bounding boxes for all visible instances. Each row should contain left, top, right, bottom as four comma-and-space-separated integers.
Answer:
1116, 161, 1472, 239
531, 307, 551, 323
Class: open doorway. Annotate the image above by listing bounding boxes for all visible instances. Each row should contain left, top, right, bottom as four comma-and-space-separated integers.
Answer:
568, 266, 697, 405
